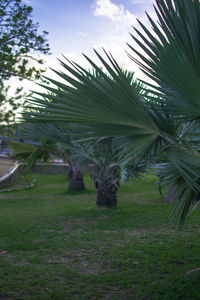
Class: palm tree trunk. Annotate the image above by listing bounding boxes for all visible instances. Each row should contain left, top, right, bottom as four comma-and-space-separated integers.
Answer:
163, 185, 177, 203
96, 177, 119, 208
68, 163, 85, 191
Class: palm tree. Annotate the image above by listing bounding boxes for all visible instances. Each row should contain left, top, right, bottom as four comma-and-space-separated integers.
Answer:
74, 138, 121, 208
23, 0, 200, 225
12, 123, 86, 191
14, 123, 134, 207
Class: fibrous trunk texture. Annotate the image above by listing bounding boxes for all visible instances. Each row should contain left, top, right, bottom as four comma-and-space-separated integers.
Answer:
96, 177, 119, 208
163, 185, 177, 203
68, 165, 85, 191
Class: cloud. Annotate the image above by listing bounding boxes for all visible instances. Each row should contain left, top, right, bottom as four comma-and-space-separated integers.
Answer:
92, 0, 157, 82
94, 0, 136, 24
78, 32, 88, 37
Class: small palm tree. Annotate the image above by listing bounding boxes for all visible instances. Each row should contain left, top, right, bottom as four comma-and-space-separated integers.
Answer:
12, 123, 86, 191
74, 138, 121, 208
14, 123, 132, 207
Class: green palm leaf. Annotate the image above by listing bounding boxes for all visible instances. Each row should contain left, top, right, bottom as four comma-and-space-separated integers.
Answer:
128, 0, 200, 118
11, 141, 51, 169
156, 147, 200, 225
24, 51, 159, 138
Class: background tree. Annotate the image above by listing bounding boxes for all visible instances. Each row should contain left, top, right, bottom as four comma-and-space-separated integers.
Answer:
12, 123, 143, 206
72, 138, 121, 208
0, 0, 50, 124
11, 122, 85, 191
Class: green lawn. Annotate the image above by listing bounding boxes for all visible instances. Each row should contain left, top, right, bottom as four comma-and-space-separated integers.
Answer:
0, 174, 200, 300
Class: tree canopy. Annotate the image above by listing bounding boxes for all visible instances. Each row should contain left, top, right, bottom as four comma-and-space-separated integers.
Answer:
0, 0, 50, 124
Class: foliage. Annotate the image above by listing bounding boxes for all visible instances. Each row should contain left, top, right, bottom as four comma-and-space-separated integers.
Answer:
0, 0, 49, 79
23, 0, 200, 225
12, 123, 125, 204
12, 122, 76, 163
11, 140, 52, 169
0, 0, 50, 124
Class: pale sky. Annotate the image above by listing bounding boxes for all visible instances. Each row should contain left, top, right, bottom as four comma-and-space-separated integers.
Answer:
11, 0, 155, 99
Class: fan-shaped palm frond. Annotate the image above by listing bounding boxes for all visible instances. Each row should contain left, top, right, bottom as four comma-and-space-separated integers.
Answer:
11, 140, 52, 169
24, 51, 160, 139
128, 0, 200, 118
155, 147, 200, 226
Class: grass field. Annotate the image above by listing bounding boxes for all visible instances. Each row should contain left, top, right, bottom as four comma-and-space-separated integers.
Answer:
0, 173, 200, 299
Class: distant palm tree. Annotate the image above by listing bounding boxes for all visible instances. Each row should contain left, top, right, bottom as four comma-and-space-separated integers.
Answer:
11, 123, 86, 191
75, 138, 121, 208
13, 123, 132, 207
